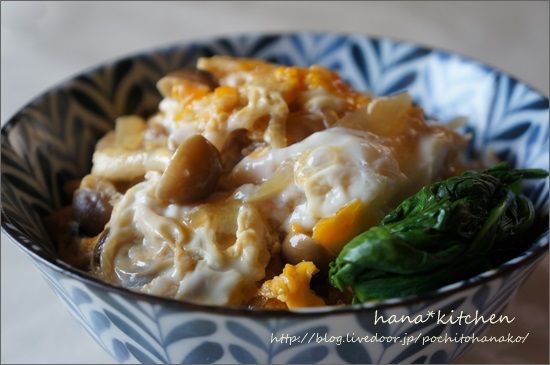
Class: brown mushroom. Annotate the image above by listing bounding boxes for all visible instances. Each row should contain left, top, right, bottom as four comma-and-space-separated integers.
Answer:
72, 189, 113, 237
156, 68, 218, 97
286, 112, 326, 145
282, 232, 332, 272
155, 134, 223, 204
91, 228, 110, 270
174, 69, 218, 89
220, 129, 252, 173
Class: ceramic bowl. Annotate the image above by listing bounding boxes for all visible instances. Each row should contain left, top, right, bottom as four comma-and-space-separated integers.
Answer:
2, 32, 548, 364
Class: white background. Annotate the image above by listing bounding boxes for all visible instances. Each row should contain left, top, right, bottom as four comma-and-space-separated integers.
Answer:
1, 2, 548, 364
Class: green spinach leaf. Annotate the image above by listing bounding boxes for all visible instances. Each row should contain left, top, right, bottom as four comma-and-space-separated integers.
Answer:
329, 162, 548, 302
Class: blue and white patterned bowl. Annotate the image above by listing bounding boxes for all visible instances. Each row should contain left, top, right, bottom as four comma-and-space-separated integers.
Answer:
2, 32, 548, 364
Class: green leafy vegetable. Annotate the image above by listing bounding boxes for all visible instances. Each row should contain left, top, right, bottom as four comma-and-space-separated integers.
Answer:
329, 162, 548, 302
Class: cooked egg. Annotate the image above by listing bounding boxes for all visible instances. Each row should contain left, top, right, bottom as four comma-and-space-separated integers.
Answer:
229, 127, 406, 234
76, 57, 469, 308
259, 261, 325, 308
97, 173, 277, 306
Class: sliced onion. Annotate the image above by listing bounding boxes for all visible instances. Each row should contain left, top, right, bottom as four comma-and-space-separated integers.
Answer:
92, 147, 171, 181
336, 93, 412, 136
115, 115, 147, 150
246, 161, 293, 203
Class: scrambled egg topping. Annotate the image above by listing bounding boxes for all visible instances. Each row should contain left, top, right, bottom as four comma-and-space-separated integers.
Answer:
156, 56, 371, 151
57, 56, 467, 308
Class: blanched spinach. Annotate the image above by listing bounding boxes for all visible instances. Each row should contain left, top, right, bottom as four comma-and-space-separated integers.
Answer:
329, 162, 548, 302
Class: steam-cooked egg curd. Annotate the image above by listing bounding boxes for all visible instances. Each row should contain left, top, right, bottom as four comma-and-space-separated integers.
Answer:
57, 56, 467, 308
97, 173, 277, 306
230, 128, 405, 233
229, 122, 465, 257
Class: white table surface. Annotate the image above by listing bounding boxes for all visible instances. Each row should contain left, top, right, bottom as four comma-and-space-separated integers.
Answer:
1, 2, 548, 364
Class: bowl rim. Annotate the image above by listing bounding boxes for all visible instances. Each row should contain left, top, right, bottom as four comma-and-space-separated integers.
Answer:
2, 30, 549, 318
